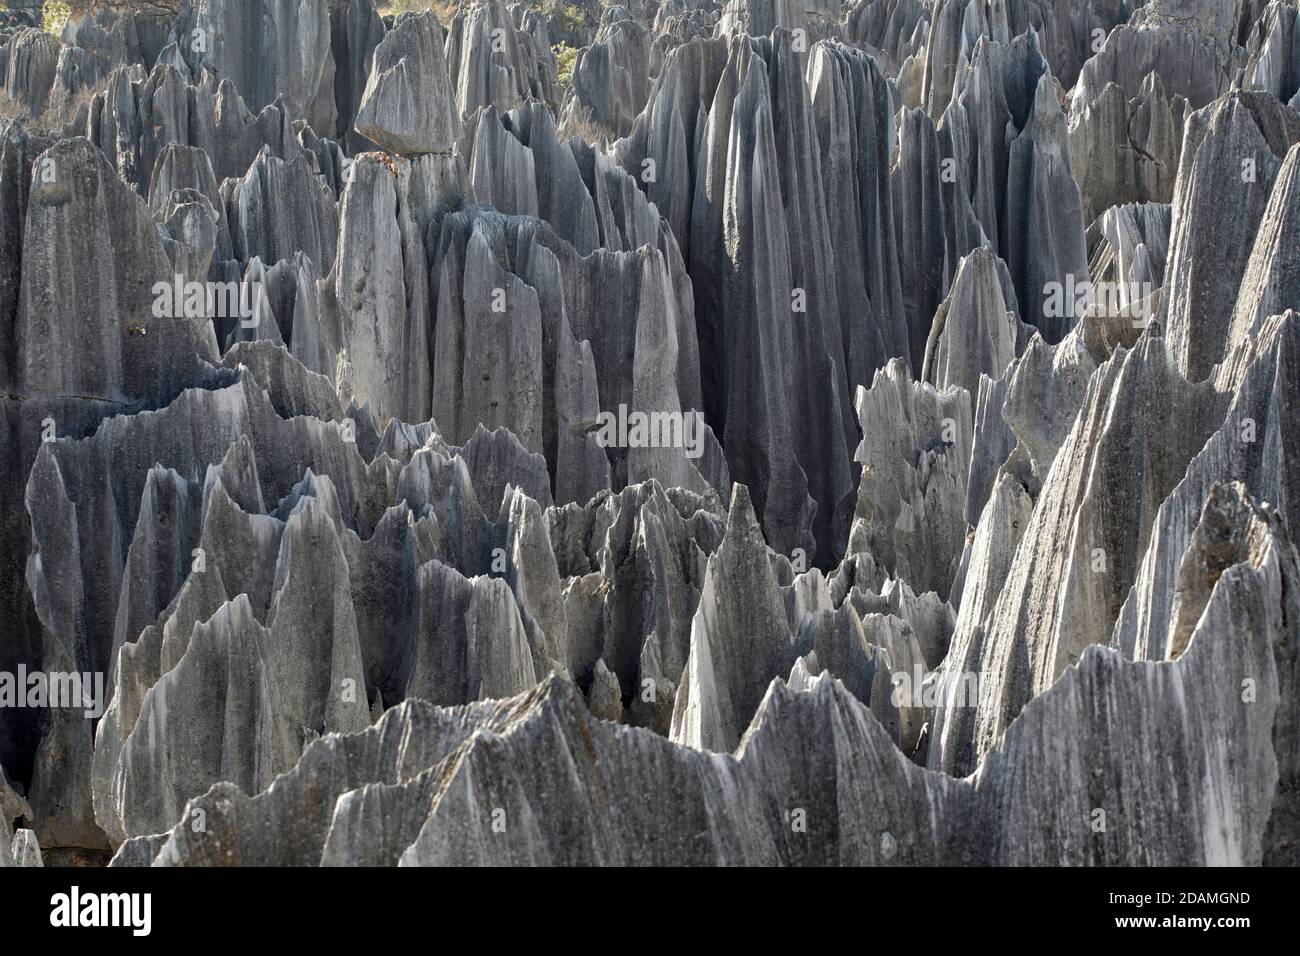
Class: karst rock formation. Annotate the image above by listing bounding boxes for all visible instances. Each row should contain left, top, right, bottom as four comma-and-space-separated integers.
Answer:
0, 0, 1296, 870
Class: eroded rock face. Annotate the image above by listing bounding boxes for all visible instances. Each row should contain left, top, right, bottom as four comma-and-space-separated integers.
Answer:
4, 28, 58, 115
1240, 0, 1300, 107
848, 359, 972, 602
1069, 71, 1187, 225
354, 12, 461, 155
114, 482, 1297, 865
941, 30, 1089, 342
445, 0, 560, 120
922, 247, 1029, 397
1, 0, 1298, 871
186, 0, 335, 131
1073, 0, 1242, 116
1162, 92, 1300, 382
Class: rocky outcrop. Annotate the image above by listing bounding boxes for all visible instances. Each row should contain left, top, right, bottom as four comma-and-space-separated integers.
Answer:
570, 15, 655, 138
929, 307, 1300, 777
939, 29, 1089, 341
1162, 92, 1300, 382
184, 0, 335, 134
87, 64, 310, 188
3, 0, 1299, 871
330, 0, 387, 154
1068, 71, 1187, 225
115, 481, 1297, 864
1240, 0, 1300, 107
669, 485, 800, 751
354, 11, 461, 155
1086, 201, 1171, 329
1071, 1, 1242, 115
226, 146, 338, 270
3, 27, 58, 116
848, 359, 972, 602
922, 247, 1029, 396
844, 0, 927, 78
445, 0, 560, 120
430, 206, 722, 502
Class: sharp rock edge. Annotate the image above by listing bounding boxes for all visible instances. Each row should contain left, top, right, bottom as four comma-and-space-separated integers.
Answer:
0, 0, 1294, 867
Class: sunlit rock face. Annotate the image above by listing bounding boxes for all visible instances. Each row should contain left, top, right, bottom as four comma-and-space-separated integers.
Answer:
0, 0, 1296, 870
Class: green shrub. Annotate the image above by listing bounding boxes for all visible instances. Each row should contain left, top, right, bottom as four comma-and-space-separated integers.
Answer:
547, 2, 586, 35
554, 42, 578, 88
43, 0, 71, 36
379, 0, 459, 22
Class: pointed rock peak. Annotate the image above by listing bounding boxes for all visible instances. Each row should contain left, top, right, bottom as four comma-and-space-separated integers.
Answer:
197, 591, 262, 640
725, 483, 762, 540
787, 654, 819, 692
375, 417, 441, 462
738, 670, 849, 751
160, 558, 229, 650
460, 422, 552, 513
203, 436, 264, 516
1140, 69, 1168, 101
275, 469, 345, 527
502, 670, 588, 726
355, 10, 461, 156
271, 490, 349, 585
1200, 90, 1300, 164
1026, 69, 1068, 149
137, 463, 190, 515
10, 828, 42, 867
25, 444, 68, 507
1168, 482, 1289, 658
736, 41, 772, 107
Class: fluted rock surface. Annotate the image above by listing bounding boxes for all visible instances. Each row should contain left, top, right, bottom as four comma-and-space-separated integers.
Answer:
1162, 91, 1300, 382
0, 0, 1297, 871
354, 11, 461, 155
445, 0, 560, 120
114, 481, 1297, 865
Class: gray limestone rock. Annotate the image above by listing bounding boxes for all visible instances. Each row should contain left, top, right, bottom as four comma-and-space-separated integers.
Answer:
1, 763, 30, 834
549, 478, 724, 715
1240, 0, 1300, 105
431, 206, 720, 503
848, 358, 972, 601
3, 28, 58, 116
669, 484, 799, 751
717, 0, 840, 40
1227, 143, 1300, 359
10, 827, 42, 866
586, 657, 624, 722
331, 0, 388, 154
922, 247, 1029, 396
892, 105, 951, 371
845, 0, 927, 77
446, 0, 560, 120
1068, 71, 1187, 225
227, 146, 338, 272
187, 0, 335, 129
571, 17, 654, 138
1114, 311, 1300, 665
119, 488, 1298, 865
1072, 2, 1240, 116
930, 331, 1236, 776
88, 64, 309, 189
3, 0, 1299, 872
333, 152, 432, 423
1162, 91, 1300, 382
355, 11, 461, 155
16, 136, 218, 405
942, 31, 1089, 342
